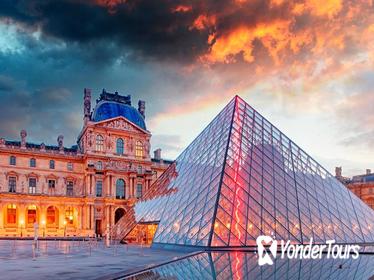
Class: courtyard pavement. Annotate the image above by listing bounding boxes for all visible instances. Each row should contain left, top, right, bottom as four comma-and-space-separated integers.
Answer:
0, 240, 192, 280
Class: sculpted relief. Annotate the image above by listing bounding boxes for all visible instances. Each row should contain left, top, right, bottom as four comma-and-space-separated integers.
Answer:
102, 119, 135, 131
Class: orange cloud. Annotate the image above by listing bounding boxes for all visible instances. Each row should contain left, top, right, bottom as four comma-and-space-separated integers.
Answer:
190, 14, 216, 30
204, 20, 292, 64
171, 5, 192, 13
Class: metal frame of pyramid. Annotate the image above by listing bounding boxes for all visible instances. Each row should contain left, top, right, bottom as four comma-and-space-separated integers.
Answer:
112, 96, 374, 249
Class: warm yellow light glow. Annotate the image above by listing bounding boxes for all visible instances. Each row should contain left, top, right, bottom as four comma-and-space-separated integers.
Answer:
69, 215, 73, 221
63, 220, 67, 225
41, 220, 46, 225
214, 222, 219, 228
20, 219, 24, 225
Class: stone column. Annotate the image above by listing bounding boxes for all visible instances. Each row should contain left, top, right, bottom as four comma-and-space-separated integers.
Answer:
90, 205, 94, 230
109, 175, 113, 197
85, 205, 90, 231
59, 205, 66, 230
0, 203, 3, 229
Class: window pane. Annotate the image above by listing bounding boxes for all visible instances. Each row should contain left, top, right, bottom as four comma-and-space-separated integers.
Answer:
136, 184, 142, 198
9, 177, 16, 193
96, 180, 103, 197
116, 179, 125, 199
116, 138, 124, 154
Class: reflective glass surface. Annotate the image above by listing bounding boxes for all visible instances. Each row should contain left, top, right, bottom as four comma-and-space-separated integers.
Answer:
124, 251, 374, 280
112, 96, 374, 247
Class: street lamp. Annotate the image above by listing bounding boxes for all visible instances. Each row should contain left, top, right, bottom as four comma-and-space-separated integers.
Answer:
20, 220, 24, 238
41, 220, 46, 237
63, 220, 67, 237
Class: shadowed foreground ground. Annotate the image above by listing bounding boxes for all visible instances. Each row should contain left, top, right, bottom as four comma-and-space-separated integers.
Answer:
0, 240, 189, 280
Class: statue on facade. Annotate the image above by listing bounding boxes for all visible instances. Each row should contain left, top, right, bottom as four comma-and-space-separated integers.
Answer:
84, 88, 91, 123
57, 135, 64, 152
20, 129, 27, 148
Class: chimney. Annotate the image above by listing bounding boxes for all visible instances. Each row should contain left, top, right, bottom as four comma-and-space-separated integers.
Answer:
335, 166, 342, 178
138, 100, 145, 118
154, 148, 161, 161
20, 129, 27, 149
366, 169, 371, 175
84, 88, 92, 123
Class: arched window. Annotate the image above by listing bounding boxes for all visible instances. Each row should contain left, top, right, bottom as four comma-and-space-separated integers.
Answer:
96, 134, 104, 152
115, 208, 126, 224
9, 156, 16, 166
47, 206, 58, 226
116, 179, 125, 199
116, 138, 124, 155
135, 141, 143, 158
30, 158, 36, 167
7, 204, 17, 224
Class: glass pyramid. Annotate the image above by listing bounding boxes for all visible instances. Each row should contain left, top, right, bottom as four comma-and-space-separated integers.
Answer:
114, 96, 374, 248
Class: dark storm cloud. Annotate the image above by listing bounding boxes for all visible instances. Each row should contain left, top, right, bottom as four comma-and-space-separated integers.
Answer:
0, 74, 80, 146
0, 0, 214, 62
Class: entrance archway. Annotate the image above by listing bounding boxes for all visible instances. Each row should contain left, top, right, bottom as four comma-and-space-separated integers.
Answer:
115, 208, 126, 224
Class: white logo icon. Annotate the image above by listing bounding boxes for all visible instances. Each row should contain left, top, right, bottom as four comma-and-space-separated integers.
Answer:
256, 235, 277, 266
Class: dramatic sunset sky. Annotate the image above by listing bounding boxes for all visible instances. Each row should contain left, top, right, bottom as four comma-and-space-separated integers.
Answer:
0, 0, 373, 176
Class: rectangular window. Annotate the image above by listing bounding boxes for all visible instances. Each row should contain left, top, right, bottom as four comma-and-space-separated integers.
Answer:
48, 180, 56, 188
67, 162, 73, 171
137, 165, 142, 174
66, 181, 74, 196
8, 177, 16, 193
9, 156, 16, 165
30, 158, 36, 167
29, 178, 36, 194
49, 160, 55, 169
136, 184, 143, 199
96, 180, 103, 197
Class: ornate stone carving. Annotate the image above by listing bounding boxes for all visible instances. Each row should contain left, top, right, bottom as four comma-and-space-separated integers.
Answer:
106, 135, 112, 149
102, 119, 135, 131
129, 138, 134, 152
40, 142, 46, 151
145, 142, 150, 156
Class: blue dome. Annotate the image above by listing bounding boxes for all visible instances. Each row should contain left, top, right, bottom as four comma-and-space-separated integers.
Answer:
92, 101, 146, 130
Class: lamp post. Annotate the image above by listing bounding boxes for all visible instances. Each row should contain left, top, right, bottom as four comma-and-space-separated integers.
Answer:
63, 220, 67, 237
20, 220, 24, 238
41, 220, 46, 238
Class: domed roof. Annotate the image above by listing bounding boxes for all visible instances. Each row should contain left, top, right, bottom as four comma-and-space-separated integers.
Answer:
92, 101, 146, 130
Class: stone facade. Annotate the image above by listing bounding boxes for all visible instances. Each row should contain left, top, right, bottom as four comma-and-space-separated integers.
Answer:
336, 167, 374, 210
0, 89, 171, 238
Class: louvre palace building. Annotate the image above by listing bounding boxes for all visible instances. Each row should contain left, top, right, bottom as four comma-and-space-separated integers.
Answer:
0, 89, 171, 238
